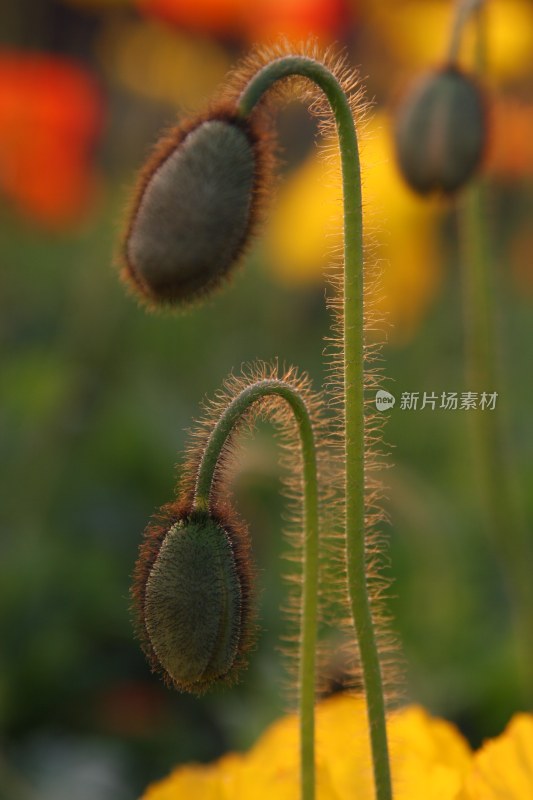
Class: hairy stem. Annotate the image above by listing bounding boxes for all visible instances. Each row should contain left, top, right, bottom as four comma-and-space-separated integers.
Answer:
238, 57, 392, 800
193, 378, 320, 800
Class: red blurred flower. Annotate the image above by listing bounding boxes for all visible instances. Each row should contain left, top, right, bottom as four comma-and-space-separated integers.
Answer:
243, 0, 351, 43
95, 680, 168, 736
136, 0, 351, 42
0, 53, 103, 228
136, 0, 246, 36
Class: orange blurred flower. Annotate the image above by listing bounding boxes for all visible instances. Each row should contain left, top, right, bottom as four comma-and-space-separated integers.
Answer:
136, 0, 351, 43
136, 0, 246, 36
486, 97, 533, 180
0, 52, 103, 228
242, 0, 351, 44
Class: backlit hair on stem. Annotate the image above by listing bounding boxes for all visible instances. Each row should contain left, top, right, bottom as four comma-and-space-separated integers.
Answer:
121, 41, 398, 800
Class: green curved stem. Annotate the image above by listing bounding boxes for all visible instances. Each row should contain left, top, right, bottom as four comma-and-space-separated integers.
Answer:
237, 58, 392, 800
193, 378, 320, 800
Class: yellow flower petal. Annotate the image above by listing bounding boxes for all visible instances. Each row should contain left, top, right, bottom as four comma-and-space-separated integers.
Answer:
142, 694, 472, 800
313, 696, 471, 800
464, 714, 533, 799
240, 707, 338, 800
389, 706, 472, 800
144, 753, 243, 800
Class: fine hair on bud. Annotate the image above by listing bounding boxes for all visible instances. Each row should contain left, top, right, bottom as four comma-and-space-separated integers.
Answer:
217, 42, 401, 709
394, 65, 486, 195
120, 106, 273, 308
178, 360, 331, 706
132, 504, 254, 694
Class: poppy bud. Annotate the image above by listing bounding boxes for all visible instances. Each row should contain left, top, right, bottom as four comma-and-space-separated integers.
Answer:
394, 66, 486, 195
122, 109, 269, 307
134, 508, 254, 694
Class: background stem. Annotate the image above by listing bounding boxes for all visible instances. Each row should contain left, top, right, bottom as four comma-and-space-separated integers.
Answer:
193, 378, 320, 800
461, 181, 533, 707
446, 0, 485, 63
459, 2, 533, 705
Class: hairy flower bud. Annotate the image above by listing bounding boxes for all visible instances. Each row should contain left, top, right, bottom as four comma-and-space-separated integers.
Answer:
133, 507, 254, 694
394, 66, 486, 195
121, 108, 270, 307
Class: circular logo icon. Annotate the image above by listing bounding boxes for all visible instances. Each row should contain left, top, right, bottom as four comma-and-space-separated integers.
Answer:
375, 390, 395, 411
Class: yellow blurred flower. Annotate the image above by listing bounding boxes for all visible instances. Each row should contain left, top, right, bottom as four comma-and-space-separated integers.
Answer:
142, 694, 473, 800
363, 0, 533, 80
266, 111, 443, 343
464, 714, 533, 799
142, 694, 533, 799
97, 19, 231, 109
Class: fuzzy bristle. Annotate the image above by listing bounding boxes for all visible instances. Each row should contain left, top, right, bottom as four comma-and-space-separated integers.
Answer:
117, 103, 275, 312
178, 360, 332, 703
221, 40, 402, 710
132, 503, 256, 694
129, 39, 402, 710
177, 39, 402, 710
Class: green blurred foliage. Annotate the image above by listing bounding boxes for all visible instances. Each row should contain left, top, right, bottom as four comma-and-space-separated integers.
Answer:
0, 1, 533, 799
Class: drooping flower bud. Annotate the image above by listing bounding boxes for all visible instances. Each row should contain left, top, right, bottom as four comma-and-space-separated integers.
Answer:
394, 66, 486, 195
121, 108, 270, 307
133, 507, 254, 694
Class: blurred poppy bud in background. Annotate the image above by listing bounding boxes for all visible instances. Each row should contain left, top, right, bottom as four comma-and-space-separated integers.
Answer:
394, 66, 486, 195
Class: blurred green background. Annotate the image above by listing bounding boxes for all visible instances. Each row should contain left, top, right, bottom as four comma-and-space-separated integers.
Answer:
1, 1, 532, 798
